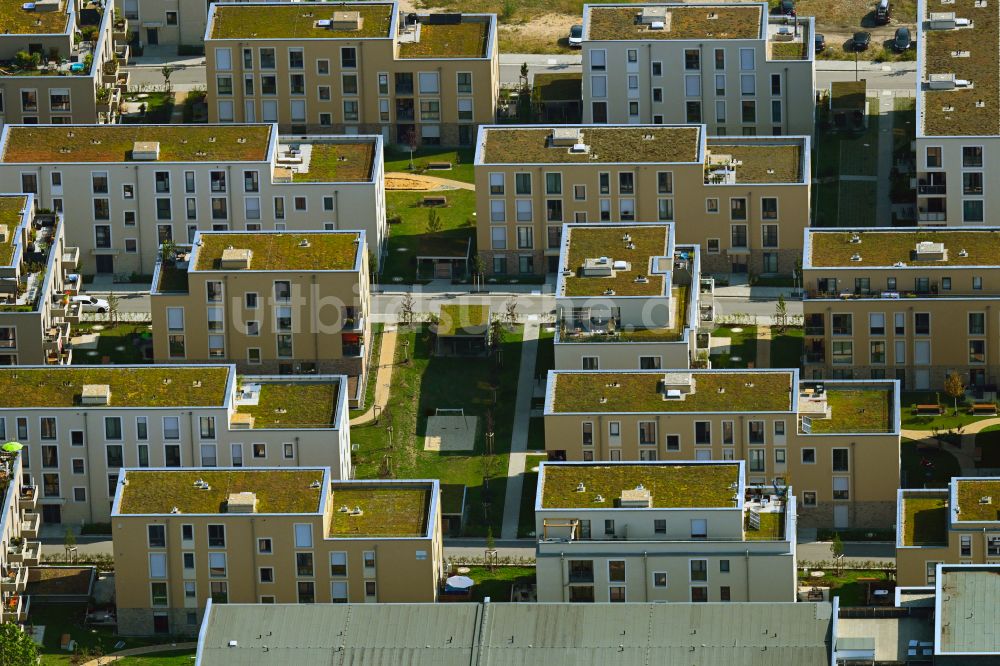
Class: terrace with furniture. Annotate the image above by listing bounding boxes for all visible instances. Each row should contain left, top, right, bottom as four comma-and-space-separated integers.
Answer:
0, 451, 37, 625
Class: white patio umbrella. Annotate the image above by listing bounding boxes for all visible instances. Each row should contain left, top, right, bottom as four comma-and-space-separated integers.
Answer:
445, 575, 474, 589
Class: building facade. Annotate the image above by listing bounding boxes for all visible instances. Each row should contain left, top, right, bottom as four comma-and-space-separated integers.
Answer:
915, 0, 998, 226
0, 124, 386, 276
534, 460, 796, 603
580, 3, 815, 135
475, 124, 810, 276
151, 230, 371, 397
0, 451, 40, 625
0, 195, 80, 365
553, 222, 710, 370
802, 227, 1000, 389
544, 369, 901, 528
0, 365, 352, 525
203, 2, 499, 146
896, 479, 1000, 587
112, 468, 443, 635
0, 0, 125, 127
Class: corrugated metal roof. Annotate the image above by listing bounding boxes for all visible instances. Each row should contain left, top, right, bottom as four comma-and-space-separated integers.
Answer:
198, 602, 832, 666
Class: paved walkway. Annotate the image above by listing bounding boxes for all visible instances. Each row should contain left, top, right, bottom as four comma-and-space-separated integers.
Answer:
350, 325, 398, 427
902, 415, 1000, 474
755, 325, 771, 368
79, 642, 197, 665
385, 171, 475, 191
500, 320, 541, 540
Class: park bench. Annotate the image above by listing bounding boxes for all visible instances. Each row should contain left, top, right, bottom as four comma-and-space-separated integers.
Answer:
427, 161, 452, 170
971, 403, 997, 415
914, 404, 943, 415
422, 195, 447, 207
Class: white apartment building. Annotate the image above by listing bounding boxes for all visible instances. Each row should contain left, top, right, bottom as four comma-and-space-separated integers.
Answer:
0, 124, 386, 276
0, 365, 352, 525
580, 3, 815, 136
534, 460, 796, 603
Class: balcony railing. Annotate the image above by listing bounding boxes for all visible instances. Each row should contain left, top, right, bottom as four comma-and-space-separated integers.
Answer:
805, 326, 824, 336
1, 592, 29, 623
917, 184, 946, 195
918, 211, 947, 222
19, 486, 35, 510
19, 513, 39, 539
804, 352, 825, 364
0, 567, 27, 594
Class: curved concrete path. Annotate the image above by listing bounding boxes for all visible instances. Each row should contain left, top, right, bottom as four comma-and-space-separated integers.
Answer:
350, 325, 397, 427
902, 415, 1000, 473
79, 642, 197, 665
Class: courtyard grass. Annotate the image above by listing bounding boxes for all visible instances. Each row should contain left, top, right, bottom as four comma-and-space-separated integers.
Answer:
115, 652, 196, 665
710, 325, 758, 368
348, 324, 523, 536
518, 470, 539, 538
900, 391, 996, 430
122, 92, 174, 124
31, 604, 176, 665
72, 323, 152, 365
770, 327, 804, 369
976, 425, 1000, 468
461, 566, 536, 603
381, 189, 476, 283
797, 569, 894, 607
812, 98, 879, 227
900, 437, 962, 488
383, 147, 476, 184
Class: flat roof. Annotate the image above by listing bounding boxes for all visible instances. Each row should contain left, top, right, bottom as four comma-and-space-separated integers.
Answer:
899, 491, 949, 546
437, 304, 489, 336
328, 483, 432, 537
0, 196, 28, 267
549, 370, 794, 413
479, 125, 701, 164
954, 479, 1000, 522
198, 602, 834, 666
289, 140, 377, 183
807, 229, 1000, 268
209, 3, 394, 40
0, 366, 232, 408
539, 462, 741, 509
804, 386, 895, 434
585, 4, 763, 41
193, 232, 362, 271
0, 125, 273, 163
117, 469, 325, 515
235, 379, 341, 429
398, 19, 491, 58
920, 0, 998, 136
0, 0, 69, 35
705, 140, 805, 184
937, 566, 1000, 654
560, 224, 671, 297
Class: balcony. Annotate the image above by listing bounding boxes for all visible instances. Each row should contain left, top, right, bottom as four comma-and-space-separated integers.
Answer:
918, 211, 947, 223
113, 16, 129, 41
2, 592, 29, 623
19, 486, 36, 510
43, 321, 71, 353
804, 351, 825, 364
101, 57, 119, 85
917, 184, 946, 195
96, 86, 120, 114
19, 513, 39, 539
805, 325, 825, 336
115, 44, 130, 65
0, 567, 27, 594
62, 246, 79, 270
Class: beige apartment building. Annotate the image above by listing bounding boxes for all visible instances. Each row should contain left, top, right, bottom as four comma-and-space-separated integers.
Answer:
0, 0, 125, 127
0, 195, 81, 365
553, 222, 710, 371
151, 230, 370, 392
896, 479, 1000, 587
475, 124, 810, 276
203, 2, 499, 146
112, 467, 443, 636
915, 0, 999, 225
0, 123, 386, 276
544, 369, 901, 528
0, 365, 352, 526
580, 3, 815, 136
802, 228, 1000, 390
1, 451, 41, 625
534, 460, 796, 603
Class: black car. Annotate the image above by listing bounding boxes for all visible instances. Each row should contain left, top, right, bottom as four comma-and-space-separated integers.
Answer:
779, 0, 795, 14
893, 26, 911, 51
853, 31, 872, 50
814, 33, 826, 52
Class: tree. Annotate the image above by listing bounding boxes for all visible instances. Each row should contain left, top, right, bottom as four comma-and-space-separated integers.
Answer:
399, 292, 415, 328
504, 295, 518, 329
944, 371, 965, 415
426, 207, 441, 235
64, 526, 76, 561
830, 532, 844, 574
161, 65, 178, 91
159, 239, 177, 263
774, 294, 787, 332
472, 253, 486, 277
0, 622, 39, 666
107, 291, 119, 327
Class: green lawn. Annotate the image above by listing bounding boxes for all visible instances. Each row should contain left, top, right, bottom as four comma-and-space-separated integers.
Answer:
518, 470, 538, 538
71, 323, 152, 365
838, 181, 878, 227
527, 416, 545, 451
812, 98, 880, 227
348, 325, 523, 535
770, 327, 804, 369
900, 391, 997, 430
710, 325, 757, 368
32, 604, 177, 665
900, 437, 962, 488
123, 92, 174, 124
115, 652, 196, 665
461, 566, 536, 603
798, 569, 894, 607
381, 189, 476, 283
975, 425, 1000, 468
383, 147, 475, 184
534, 326, 554, 381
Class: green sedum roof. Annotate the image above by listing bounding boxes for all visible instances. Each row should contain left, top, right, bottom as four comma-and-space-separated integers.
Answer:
329, 484, 431, 537
0, 196, 27, 267
209, 4, 394, 39
541, 463, 740, 509
195, 233, 361, 271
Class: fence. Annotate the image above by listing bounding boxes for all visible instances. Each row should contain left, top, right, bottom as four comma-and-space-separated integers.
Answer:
80, 311, 151, 324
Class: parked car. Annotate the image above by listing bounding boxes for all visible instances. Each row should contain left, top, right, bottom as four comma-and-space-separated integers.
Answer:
814, 33, 826, 53
853, 31, 872, 51
893, 26, 911, 51
70, 295, 110, 313
875, 0, 891, 24
779, 0, 795, 15
568, 24, 583, 47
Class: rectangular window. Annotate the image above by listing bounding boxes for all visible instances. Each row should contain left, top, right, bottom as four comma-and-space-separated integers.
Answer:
690, 559, 708, 581
832, 449, 850, 472
695, 421, 711, 445
208, 525, 226, 548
